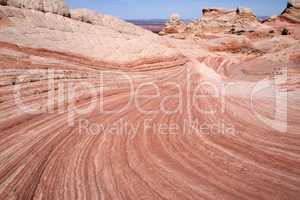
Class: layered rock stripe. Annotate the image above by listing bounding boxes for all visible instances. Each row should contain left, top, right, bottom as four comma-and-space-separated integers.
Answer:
0, 2, 300, 200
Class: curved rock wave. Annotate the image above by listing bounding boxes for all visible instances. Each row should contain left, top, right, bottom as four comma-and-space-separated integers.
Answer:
0, 3, 300, 200
1, 41, 300, 200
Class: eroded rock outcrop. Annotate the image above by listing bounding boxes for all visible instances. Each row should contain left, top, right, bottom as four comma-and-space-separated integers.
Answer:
263, 0, 300, 39
70, 8, 149, 35
160, 7, 271, 39
159, 14, 187, 36
281, 0, 300, 23
0, 5, 181, 64
199, 7, 261, 33
0, 0, 70, 16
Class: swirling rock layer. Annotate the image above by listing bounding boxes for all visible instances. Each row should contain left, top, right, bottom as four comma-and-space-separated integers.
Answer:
0, 3, 300, 200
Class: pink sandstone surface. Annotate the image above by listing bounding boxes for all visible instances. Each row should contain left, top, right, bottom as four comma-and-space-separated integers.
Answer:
0, 0, 300, 200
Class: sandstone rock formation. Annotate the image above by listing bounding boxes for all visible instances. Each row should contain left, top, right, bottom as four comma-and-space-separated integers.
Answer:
281, 0, 300, 23
70, 8, 149, 35
159, 14, 187, 35
199, 7, 261, 33
263, 0, 300, 40
0, 0, 70, 16
0, 2, 300, 200
160, 7, 272, 40
0, 5, 181, 64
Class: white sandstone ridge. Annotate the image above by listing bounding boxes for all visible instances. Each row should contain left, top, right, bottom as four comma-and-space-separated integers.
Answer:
0, 4, 183, 65
70, 8, 148, 36
0, 0, 70, 16
0, 0, 149, 35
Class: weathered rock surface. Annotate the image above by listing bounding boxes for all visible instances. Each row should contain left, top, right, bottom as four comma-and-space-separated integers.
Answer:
159, 14, 187, 35
70, 8, 148, 35
0, 0, 70, 16
160, 7, 272, 40
0, 6, 181, 64
263, 1, 300, 40
281, 0, 300, 23
0, 3, 300, 200
288, 0, 300, 9
198, 7, 262, 33
0, 0, 6, 6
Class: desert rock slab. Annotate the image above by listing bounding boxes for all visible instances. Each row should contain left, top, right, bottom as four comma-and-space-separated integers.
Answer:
70, 8, 149, 36
0, 6, 183, 65
0, 0, 70, 16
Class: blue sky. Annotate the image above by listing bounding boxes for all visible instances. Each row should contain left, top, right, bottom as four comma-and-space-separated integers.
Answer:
65, 0, 287, 19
